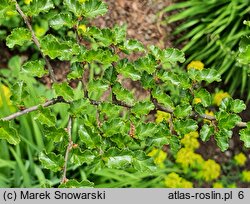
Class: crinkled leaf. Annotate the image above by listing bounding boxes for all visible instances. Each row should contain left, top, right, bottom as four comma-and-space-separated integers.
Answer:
67, 63, 84, 80
22, 60, 48, 77
0, 0, 15, 18
59, 179, 94, 188
152, 87, 174, 109
0, 120, 20, 145
53, 82, 74, 101
69, 98, 96, 117
50, 13, 74, 30
87, 79, 109, 100
116, 59, 141, 81
215, 129, 232, 152
10, 81, 29, 105
71, 149, 96, 165
39, 152, 64, 172
41, 34, 80, 60
174, 119, 198, 135
34, 107, 56, 127
113, 24, 127, 44
194, 88, 212, 107
112, 82, 135, 106
131, 101, 154, 117
220, 98, 246, 113
42, 125, 67, 143
134, 54, 157, 74
6, 28, 32, 48
120, 39, 145, 53
169, 136, 181, 155
200, 124, 214, 142
132, 150, 156, 172
216, 112, 241, 129
101, 118, 128, 137
136, 122, 159, 140
173, 104, 192, 118
162, 48, 185, 64
239, 124, 250, 148
24, 0, 54, 16
238, 36, 250, 65
188, 68, 221, 83
78, 125, 101, 149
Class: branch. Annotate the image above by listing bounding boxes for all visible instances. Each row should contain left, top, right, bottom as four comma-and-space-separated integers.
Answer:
61, 116, 73, 184
1, 97, 66, 121
15, 1, 57, 83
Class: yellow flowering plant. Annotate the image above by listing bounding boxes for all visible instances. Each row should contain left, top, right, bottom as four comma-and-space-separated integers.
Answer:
234, 153, 247, 167
165, 172, 193, 188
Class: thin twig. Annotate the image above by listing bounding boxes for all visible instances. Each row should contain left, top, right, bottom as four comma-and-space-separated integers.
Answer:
61, 116, 73, 184
15, 1, 57, 83
1, 97, 66, 121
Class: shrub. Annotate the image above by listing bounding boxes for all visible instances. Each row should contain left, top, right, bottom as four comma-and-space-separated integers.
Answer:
0, 0, 250, 187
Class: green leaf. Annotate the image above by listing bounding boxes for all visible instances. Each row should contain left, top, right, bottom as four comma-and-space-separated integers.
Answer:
162, 48, 185, 64
215, 129, 232, 152
99, 102, 123, 120
152, 87, 174, 109
188, 68, 221, 83
132, 150, 156, 172
10, 81, 29, 105
39, 152, 64, 172
131, 101, 154, 117
0, 0, 15, 18
0, 120, 20, 145
112, 82, 135, 106
64, 0, 107, 18
220, 98, 246, 113
24, 0, 54, 16
200, 124, 214, 142
101, 118, 128, 137
34, 107, 56, 127
120, 39, 145, 53
53, 82, 74, 101
216, 112, 241, 129
41, 34, 80, 60
104, 148, 133, 169
67, 63, 84, 80
69, 98, 96, 117
22, 60, 48, 77
78, 125, 101, 149
42, 125, 67, 143
116, 59, 141, 81
239, 124, 250, 148
194, 88, 212, 107
169, 136, 181, 155
134, 55, 157, 74
173, 104, 192, 118
174, 119, 198, 135
136, 123, 159, 140
50, 13, 74, 30
71, 149, 96, 165
59, 179, 94, 188
6, 28, 32, 48
113, 24, 127, 45
87, 79, 109, 100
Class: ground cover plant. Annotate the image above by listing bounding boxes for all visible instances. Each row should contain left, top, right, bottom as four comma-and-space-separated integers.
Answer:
164, 0, 250, 99
0, 0, 250, 187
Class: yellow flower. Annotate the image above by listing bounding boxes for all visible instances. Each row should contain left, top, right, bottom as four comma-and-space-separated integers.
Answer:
234, 153, 247, 166
187, 61, 204, 70
213, 91, 230, 106
176, 148, 204, 169
242, 171, 250, 182
204, 110, 214, 124
213, 182, 224, 188
155, 110, 171, 124
24, 0, 33, 5
198, 159, 221, 182
78, 24, 87, 33
148, 148, 167, 167
78, 0, 87, 3
165, 172, 193, 188
193, 97, 202, 104
181, 131, 200, 150
0, 84, 12, 107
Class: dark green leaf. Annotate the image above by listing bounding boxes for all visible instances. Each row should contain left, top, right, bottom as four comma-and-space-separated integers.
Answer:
70, 149, 96, 165
59, 179, 94, 188
215, 129, 232, 152
50, 13, 74, 30
134, 54, 157, 74
239, 124, 250, 148
136, 122, 159, 140
152, 87, 174, 109
174, 119, 198, 135
87, 79, 109, 100
188, 68, 221, 83
112, 82, 135, 106
131, 101, 154, 117
34, 107, 56, 127
78, 125, 101, 149
194, 88, 212, 107
116, 59, 141, 81
24, 0, 54, 16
